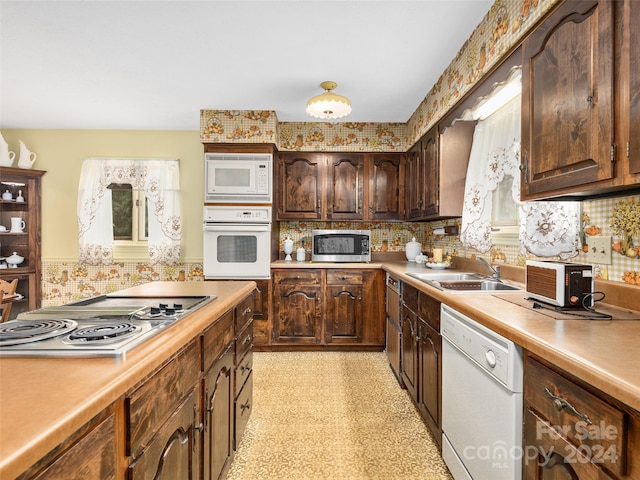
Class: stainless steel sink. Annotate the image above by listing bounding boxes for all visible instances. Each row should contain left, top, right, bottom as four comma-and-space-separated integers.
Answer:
407, 272, 521, 292
436, 280, 521, 292
407, 272, 486, 282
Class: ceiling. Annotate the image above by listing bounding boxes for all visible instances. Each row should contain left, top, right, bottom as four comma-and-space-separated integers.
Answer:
0, 0, 494, 130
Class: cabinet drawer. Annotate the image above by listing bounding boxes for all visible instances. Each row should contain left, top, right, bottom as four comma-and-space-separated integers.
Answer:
234, 372, 253, 450
202, 309, 234, 374
127, 340, 200, 458
524, 408, 616, 480
235, 294, 254, 333
525, 357, 627, 477
327, 270, 363, 285
235, 320, 253, 365
235, 349, 253, 396
402, 283, 418, 312
418, 292, 440, 331
273, 269, 322, 285
32, 412, 117, 480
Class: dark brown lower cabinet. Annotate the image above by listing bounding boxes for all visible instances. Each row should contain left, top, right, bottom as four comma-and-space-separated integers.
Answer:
401, 301, 418, 400
271, 268, 384, 349
523, 353, 640, 480
128, 388, 200, 480
400, 284, 442, 448
15, 293, 254, 480
203, 345, 233, 480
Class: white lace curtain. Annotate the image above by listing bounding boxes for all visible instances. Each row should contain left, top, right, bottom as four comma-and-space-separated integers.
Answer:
461, 95, 580, 259
77, 158, 182, 265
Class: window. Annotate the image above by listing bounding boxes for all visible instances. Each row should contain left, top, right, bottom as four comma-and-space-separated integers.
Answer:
78, 158, 182, 265
108, 183, 149, 242
491, 175, 520, 245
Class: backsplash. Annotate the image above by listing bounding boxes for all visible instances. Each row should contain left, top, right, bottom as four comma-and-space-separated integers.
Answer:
40, 261, 205, 307
278, 193, 640, 286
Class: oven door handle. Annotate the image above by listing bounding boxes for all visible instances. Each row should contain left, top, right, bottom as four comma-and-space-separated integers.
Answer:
204, 223, 271, 232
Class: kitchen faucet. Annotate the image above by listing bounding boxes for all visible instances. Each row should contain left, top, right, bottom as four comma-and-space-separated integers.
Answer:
478, 257, 501, 280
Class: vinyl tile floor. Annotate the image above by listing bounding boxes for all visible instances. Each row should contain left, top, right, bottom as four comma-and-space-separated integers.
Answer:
226, 351, 452, 480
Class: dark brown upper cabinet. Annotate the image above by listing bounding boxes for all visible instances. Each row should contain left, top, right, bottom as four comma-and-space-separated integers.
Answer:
406, 122, 475, 221
622, 0, 640, 177
521, 0, 615, 200
276, 152, 405, 222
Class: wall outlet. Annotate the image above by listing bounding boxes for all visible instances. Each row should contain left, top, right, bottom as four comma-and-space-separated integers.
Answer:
586, 235, 612, 264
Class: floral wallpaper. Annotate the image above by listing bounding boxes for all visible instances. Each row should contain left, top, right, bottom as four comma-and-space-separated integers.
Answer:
200, 0, 558, 152
41, 261, 204, 307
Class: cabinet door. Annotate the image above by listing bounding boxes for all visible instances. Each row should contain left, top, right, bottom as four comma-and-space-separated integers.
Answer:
418, 319, 441, 447
251, 279, 270, 346
401, 305, 418, 401
421, 129, 439, 218
368, 154, 404, 221
521, 0, 614, 199
273, 283, 322, 344
326, 154, 364, 220
325, 283, 363, 344
626, 0, 640, 175
276, 153, 323, 220
203, 346, 233, 480
129, 388, 200, 480
406, 142, 424, 220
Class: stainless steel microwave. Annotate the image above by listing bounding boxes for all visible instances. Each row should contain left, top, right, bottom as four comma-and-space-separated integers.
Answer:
204, 153, 272, 203
311, 229, 371, 262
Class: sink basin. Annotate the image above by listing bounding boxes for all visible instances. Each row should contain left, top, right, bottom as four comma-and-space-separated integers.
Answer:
407, 272, 486, 282
437, 280, 521, 292
407, 272, 521, 293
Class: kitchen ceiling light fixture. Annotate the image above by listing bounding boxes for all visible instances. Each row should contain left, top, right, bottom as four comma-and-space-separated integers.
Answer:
306, 81, 352, 120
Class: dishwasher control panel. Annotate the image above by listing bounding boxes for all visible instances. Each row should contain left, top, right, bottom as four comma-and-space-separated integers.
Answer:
441, 304, 523, 391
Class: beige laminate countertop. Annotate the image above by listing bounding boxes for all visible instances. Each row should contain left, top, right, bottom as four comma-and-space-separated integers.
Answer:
0, 281, 255, 480
272, 259, 640, 413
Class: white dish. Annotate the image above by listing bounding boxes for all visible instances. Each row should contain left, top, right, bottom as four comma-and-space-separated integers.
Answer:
426, 262, 450, 270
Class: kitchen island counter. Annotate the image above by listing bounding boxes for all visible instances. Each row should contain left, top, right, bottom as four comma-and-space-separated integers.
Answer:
383, 261, 640, 413
0, 280, 255, 480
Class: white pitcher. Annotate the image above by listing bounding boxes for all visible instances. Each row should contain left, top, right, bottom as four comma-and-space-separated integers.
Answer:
0, 133, 15, 167
17, 140, 36, 169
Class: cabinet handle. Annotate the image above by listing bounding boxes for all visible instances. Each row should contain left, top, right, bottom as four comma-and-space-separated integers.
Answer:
242, 334, 252, 345
240, 400, 251, 414
241, 362, 251, 373
243, 307, 252, 316
544, 388, 592, 425
542, 452, 579, 479
193, 404, 203, 432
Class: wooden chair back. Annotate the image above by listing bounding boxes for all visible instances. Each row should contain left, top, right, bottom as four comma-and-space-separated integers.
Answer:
0, 278, 19, 322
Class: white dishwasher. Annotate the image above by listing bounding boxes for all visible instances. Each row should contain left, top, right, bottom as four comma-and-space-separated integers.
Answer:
441, 304, 523, 480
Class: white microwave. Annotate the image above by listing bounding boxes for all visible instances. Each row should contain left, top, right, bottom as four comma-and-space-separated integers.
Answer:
204, 153, 272, 203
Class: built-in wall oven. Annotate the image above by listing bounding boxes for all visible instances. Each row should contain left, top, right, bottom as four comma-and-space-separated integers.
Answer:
203, 205, 271, 279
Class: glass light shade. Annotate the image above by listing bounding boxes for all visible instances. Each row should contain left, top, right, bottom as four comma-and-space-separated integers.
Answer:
306, 81, 352, 120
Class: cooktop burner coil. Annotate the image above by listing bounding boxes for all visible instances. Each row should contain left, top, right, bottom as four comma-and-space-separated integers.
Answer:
64, 322, 141, 345
0, 319, 78, 346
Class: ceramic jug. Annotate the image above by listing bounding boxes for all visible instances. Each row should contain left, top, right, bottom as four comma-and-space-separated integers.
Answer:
0, 133, 15, 167
17, 141, 36, 169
